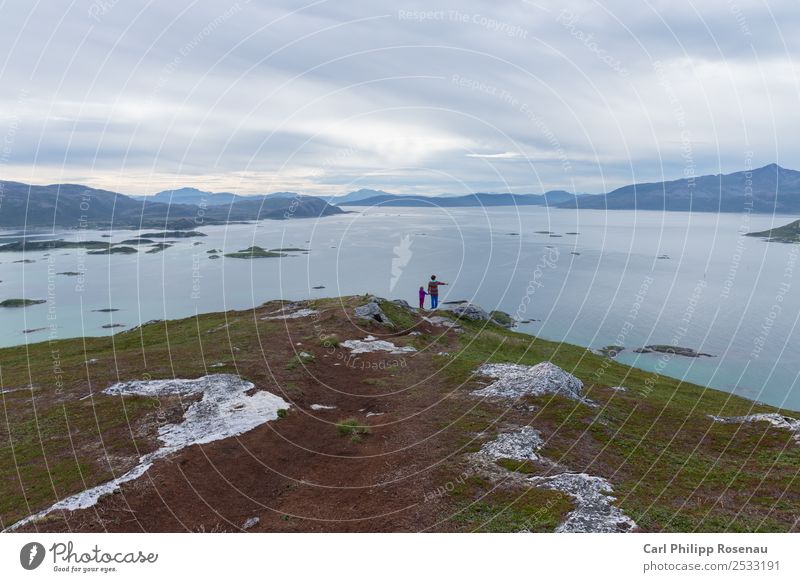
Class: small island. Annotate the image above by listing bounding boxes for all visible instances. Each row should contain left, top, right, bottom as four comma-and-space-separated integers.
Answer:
87, 246, 138, 255
119, 239, 155, 245
634, 345, 714, 358
146, 243, 172, 254
0, 298, 46, 308
746, 219, 800, 243
224, 246, 287, 259
138, 231, 207, 239
0, 240, 111, 252
598, 345, 624, 357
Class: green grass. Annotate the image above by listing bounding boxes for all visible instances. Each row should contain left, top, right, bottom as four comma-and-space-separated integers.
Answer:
378, 300, 418, 332
1, 294, 797, 532
452, 485, 573, 532
336, 418, 371, 441
319, 334, 340, 348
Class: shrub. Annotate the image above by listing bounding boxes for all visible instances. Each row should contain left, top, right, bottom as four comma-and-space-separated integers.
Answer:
336, 418, 371, 441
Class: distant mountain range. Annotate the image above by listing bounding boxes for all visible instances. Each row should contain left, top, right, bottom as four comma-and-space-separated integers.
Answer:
557, 163, 800, 213
334, 190, 577, 207
329, 164, 800, 212
135, 187, 299, 206
3, 164, 798, 229
0, 181, 342, 229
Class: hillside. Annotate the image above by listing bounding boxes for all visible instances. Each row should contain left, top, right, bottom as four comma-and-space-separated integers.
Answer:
746, 219, 800, 243
1, 297, 797, 533
141, 187, 300, 206
333, 164, 800, 212
0, 181, 343, 228
558, 164, 800, 212
336, 191, 576, 207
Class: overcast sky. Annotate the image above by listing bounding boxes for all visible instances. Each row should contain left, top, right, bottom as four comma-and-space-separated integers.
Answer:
0, 0, 798, 196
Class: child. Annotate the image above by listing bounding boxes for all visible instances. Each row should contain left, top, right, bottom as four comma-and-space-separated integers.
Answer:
418, 286, 427, 309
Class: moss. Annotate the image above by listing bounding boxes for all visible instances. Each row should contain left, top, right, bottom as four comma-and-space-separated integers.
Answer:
453, 487, 573, 532
336, 418, 371, 440
377, 300, 418, 332
496, 458, 539, 474
319, 334, 340, 348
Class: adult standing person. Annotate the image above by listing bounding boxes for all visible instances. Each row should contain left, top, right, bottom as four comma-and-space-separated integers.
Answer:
427, 275, 447, 309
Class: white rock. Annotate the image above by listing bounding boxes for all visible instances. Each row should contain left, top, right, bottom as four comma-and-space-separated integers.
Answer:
6, 374, 288, 532
310, 404, 336, 410
530, 473, 637, 533
709, 413, 800, 444
422, 316, 461, 330
479, 427, 544, 462
261, 308, 318, 320
341, 336, 416, 354
354, 301, 392, 325
243, 517, 260, 530
610, 386, 627, 392
473, 362, 591, 405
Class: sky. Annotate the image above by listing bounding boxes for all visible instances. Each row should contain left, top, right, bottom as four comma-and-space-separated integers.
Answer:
0, 0, 798, 197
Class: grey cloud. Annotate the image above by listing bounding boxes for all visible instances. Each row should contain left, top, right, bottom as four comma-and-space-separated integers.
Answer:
0, 0, 798, 196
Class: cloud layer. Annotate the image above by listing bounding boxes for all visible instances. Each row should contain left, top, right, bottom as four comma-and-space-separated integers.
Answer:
0, 0, 797, 196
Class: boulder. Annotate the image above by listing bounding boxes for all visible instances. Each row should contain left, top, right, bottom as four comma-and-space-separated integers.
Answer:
354, 301, 393, 325
450, 303, 490, 321
448, 303, 516, 328
473, 361, 590, 404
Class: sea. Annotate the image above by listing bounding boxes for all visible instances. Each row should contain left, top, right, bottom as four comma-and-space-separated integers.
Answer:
1, 206, 798, 410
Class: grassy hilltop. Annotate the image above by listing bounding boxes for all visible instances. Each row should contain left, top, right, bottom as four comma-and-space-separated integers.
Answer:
0, 296, 797, 532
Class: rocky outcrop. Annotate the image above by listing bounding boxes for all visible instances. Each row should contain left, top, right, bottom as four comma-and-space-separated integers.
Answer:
354, 300, 393, 326
479, 427, 544, 462
634, 345, 714, 358
341, 335, 416, 354
529, 473, 637, 533
473, 427, 636, 532
445, 303, 516, 328
709, 413, 800, 444
422, 315, 463, 332
473, 361, 591, 405
6, 374, 288, 532
451, 303, 491, 321
598, 345, 624, 358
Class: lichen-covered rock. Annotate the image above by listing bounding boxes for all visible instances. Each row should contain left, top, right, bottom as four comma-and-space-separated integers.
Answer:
479, 427, 544, 461
341, 335, 416, 354
530, 473, 637, 533
710, 413, 800, 444
450, 303, 490, 321
354, 301, 393, 325
489, 310, 516, 328
423, 315, 463, 332
7, 374, 288, 532
473, 361, 589, 404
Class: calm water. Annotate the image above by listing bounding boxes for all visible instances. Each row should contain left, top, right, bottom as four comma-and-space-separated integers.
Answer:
1, 207, 799, 410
